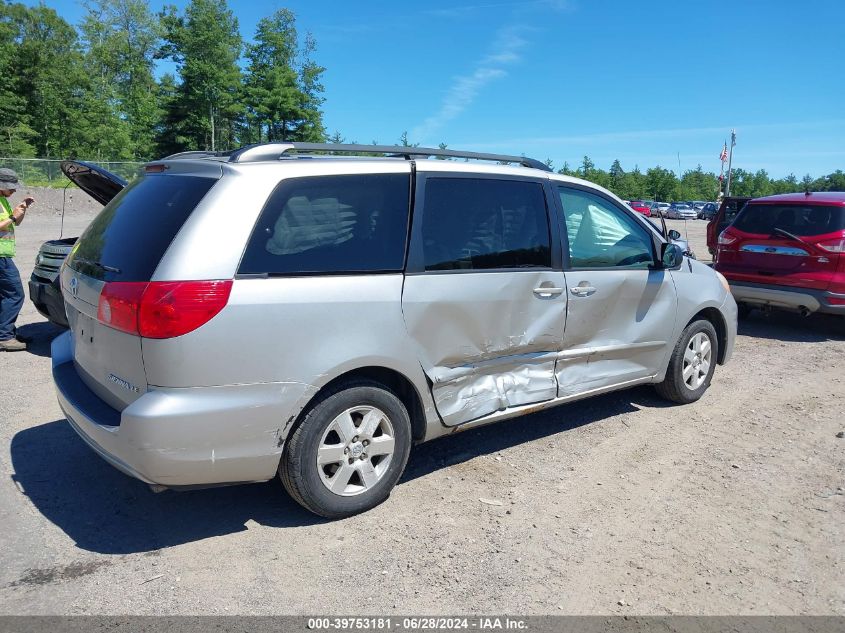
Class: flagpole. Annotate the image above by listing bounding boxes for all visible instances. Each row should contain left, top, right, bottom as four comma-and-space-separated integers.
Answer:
725, 129, 736, 196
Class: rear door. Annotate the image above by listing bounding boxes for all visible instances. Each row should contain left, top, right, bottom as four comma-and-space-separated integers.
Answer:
719, 202, 843, 290
709, 197, 751, 253
401, 171, 566, 426
61, 160, 127, 205
62, 172, 219, 409
555, 185, 677, 396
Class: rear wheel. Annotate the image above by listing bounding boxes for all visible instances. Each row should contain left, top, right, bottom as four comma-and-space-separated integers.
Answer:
655, 319, 719, 404
280, 381, 412, 518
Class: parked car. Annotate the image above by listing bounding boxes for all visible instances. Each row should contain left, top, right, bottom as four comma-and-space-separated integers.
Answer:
714, 191, 845, 318
706, 196, 752, 255
28, 161, 126, 327
628, 200, 652, 216
699, 202, 718, 221
53, 142, 736, 518
651, 202, 671, 217
666, 203, 698, 220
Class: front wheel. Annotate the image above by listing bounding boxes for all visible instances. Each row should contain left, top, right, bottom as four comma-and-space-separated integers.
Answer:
279, 381, 412, 519
655, 320, 719, 404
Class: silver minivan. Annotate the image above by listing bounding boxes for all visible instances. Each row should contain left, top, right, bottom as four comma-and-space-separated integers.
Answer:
53, 143, 737, 518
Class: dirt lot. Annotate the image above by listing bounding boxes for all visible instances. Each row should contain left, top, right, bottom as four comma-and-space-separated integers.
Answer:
1, 187, 843, 615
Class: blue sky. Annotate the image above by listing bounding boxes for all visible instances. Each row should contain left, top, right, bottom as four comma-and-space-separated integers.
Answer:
43, 0, 845, 177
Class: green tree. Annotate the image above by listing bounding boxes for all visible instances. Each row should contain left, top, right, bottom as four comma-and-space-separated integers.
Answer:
608, 159, 624, 191
6, 3, 93, 157
243, 9, 325, 143
398, 131, 417, 147
160, 0, 243, 151
645, 166, 677, 202
0, 3, 36, 157
80, 0, 161, 159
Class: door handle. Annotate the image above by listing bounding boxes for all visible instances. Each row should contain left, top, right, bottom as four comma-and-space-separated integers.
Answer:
533, 286, 564, 297
570, 284, 597, 297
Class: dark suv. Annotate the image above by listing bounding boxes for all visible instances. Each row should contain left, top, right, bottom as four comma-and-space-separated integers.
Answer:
714, 192, 845, 317
28, 161, 125, 327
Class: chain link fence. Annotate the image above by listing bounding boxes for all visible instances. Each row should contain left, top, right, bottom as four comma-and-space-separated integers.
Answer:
0, 157, 145, 187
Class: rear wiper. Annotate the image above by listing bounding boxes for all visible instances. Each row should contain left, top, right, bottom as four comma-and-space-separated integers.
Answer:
73, 257, 122, 274
772, 227, 818, 252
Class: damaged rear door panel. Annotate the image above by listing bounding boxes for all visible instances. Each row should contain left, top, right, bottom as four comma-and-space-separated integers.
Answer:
401, 171, 566, 426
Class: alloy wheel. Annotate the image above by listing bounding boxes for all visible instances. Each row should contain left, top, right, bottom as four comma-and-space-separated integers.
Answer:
316, 406, 396, 496
682, 332, 712, 390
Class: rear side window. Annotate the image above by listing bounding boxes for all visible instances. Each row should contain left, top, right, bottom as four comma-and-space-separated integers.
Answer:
733, 204, 845, 236
421, 178, 551, 271
67, 175, 216, 281
239, 173, 410, 275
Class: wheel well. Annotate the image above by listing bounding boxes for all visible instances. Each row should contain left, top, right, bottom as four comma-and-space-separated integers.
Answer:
305, 367, 428, 441
688, 307, 728, 364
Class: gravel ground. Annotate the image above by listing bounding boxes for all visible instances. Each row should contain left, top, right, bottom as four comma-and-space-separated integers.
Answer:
0, 187, 843, 615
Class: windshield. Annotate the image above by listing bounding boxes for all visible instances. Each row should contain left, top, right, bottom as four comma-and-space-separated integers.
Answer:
733, 204, 845, 236
67, 175, 217, 281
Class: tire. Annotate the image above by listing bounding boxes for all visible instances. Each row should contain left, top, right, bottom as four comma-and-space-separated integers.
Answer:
279, 380, 412, 519
655, 319, 719, 404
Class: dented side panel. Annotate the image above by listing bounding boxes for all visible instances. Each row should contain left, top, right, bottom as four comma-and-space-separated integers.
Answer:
401, 271, 567, 426
556, 269, 677, 395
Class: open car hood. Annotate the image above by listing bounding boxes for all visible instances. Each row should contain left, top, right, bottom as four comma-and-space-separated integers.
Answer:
60, 160, 127, 206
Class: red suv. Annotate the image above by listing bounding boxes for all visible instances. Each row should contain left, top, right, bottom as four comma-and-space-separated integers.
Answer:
714, 192, 845, 317
628, 200, 652, 217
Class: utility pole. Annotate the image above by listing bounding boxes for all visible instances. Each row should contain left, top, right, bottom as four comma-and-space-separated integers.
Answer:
725, 129, 736, 196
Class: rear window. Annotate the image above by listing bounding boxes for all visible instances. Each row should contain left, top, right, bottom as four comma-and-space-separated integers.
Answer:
67, 175, 216, 281
733, 204, 845, 236
421, 178, 551, 271
238, 173, 410, 275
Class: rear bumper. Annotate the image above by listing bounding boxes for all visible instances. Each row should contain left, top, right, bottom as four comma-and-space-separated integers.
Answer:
28, 275, 68, 328
51, 331, 310, 487
728, 281, 845, 315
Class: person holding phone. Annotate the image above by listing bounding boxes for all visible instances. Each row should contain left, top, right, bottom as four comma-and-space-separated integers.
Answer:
0, 168, 35, 351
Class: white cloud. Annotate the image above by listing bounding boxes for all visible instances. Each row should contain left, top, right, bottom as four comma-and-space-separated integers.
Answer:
411, 26, 528, 143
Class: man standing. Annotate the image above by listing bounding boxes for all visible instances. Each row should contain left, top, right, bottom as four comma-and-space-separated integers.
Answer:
0, 168, 35, 351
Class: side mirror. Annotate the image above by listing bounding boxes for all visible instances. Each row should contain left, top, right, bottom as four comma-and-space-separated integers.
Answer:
661, 242, 684, 268
668, 229, 681, 240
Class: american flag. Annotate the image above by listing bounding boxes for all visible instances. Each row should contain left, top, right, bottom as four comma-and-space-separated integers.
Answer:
720, 142, 728, 162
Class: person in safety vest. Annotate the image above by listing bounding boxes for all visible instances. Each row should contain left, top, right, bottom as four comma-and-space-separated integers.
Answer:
0, 168, 35, 351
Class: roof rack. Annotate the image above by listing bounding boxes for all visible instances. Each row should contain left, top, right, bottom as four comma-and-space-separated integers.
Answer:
161, 150, 229, 160
224, 142, 552, 172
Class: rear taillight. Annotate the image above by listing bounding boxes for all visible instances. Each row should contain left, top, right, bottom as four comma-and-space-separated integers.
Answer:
98, 282, 146, 335
717, 230, 738, 247
139, 281, 232, 339
817, 238, 845, 253
97, 280, 232, 339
